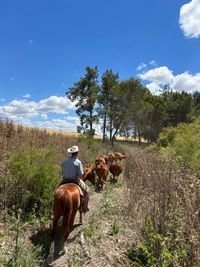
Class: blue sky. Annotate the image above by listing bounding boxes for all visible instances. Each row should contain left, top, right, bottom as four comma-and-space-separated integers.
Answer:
0, 0, 200, 133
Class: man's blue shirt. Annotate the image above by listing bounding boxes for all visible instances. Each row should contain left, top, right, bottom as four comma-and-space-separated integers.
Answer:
62, 155, 84, 179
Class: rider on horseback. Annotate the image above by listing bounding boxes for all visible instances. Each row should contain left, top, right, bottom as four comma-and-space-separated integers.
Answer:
59, 145, 89, 213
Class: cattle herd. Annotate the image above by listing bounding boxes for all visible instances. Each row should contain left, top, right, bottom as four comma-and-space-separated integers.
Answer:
83, 151, 126, 191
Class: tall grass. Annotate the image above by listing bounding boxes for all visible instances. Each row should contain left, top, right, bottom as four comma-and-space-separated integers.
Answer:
124, 149, 200, 266
0, 119, 109, 265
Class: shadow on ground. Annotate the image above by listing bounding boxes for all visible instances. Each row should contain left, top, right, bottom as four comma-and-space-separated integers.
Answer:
39, 222, 83, 266
30, 226, 52, 259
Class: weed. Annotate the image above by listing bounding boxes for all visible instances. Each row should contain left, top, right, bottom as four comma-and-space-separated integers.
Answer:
108, 219, 123, 235
83, 214, 102, 246
125, 217, 188, 267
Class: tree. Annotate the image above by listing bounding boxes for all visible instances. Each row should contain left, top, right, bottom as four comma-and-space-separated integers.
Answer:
128, 84, 151, 145
98, 70, 119, 142
107, 78, 145, 146
161, 90, 192, 127
66, 66, 99, 133
143, 94, 168, 142
192, 91, 200, 117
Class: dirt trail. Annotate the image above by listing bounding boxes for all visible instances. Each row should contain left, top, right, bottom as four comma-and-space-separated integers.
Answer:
42, 177, 135, 267
43, 188, 102, 267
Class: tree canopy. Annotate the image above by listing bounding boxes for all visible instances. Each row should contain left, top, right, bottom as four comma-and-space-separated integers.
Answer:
66, 66, 200, 144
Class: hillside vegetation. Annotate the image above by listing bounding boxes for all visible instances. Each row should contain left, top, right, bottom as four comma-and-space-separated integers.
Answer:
0, 119, 200, 266
154, 118, 200, 173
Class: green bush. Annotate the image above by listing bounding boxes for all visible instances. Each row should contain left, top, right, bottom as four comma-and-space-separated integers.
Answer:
77, 134, 100, 153
155, 119, 200, 172
157, 127, 176, 148
125, 217, 187, 266
6, 147, 59, 218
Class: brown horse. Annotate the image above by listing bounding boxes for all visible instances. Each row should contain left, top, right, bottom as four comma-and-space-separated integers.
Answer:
52, 183, 83, 253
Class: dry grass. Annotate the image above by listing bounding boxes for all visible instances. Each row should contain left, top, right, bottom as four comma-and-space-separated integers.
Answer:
124, 148, 200, 266
32, 127, 147, 142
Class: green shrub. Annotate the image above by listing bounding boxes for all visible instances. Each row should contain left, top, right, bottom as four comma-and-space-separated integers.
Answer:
155, 119, 200, 172
125, 217, 187, 267
6, 147, 59, 218
77, 134, 100, 153
157, 127, 176, 148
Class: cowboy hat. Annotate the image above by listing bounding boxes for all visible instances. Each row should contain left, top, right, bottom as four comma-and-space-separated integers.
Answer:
67, 145, 79, 153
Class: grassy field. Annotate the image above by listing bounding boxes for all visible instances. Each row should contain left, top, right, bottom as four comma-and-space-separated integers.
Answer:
37, 127, 147, 143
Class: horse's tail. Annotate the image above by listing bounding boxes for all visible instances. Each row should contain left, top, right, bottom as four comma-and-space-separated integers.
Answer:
61, 191, 71, 217
61, 191, 72, 240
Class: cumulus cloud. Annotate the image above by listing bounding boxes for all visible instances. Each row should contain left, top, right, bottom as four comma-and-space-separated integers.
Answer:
172, 72, 200, 93
138, 66, 200, 95
179, 0, 200, 38
145, 82, 163, 95
37, 96, 74, 114
0, 99, 37, 118
139, 66, 174, 84
0, 96, 76, 123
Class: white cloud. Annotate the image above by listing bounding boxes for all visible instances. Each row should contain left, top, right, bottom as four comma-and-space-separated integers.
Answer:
137, 63, 147, 71
22, 93, 31, 98
35, 119, 78, 131
65, 116, 80, 122
0, 96, 76, 122
41, 114, 48, 120
0, 99, 37, 118
179, 0, 200, 38
139, 66, 174, 84
138, 66, 200, 94
172, 72, 200, 93
149, 60, 157, 66
145, 82, 163, 95
37, 96, 75, 114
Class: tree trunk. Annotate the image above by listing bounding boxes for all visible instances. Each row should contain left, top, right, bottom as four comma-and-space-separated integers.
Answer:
89, 110, 93, 132
102, 114, 107, 142
109, 120, 113, 141
138, 129, 141, 146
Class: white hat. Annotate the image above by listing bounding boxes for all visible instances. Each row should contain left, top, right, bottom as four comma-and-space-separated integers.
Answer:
67, 145, 79, 153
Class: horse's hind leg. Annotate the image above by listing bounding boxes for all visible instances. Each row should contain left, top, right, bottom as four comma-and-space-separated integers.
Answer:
69, 210, 77, 232
52, 214, 60, 240
62, 214, 71, 253
79, 210, 83, 224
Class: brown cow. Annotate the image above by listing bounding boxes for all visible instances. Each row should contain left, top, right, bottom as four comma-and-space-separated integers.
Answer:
107, 152, 116, 164
83, 163, 96, 185
114, 152, 126, 161
109, 162, 123, 182
95, 157, 109, 191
